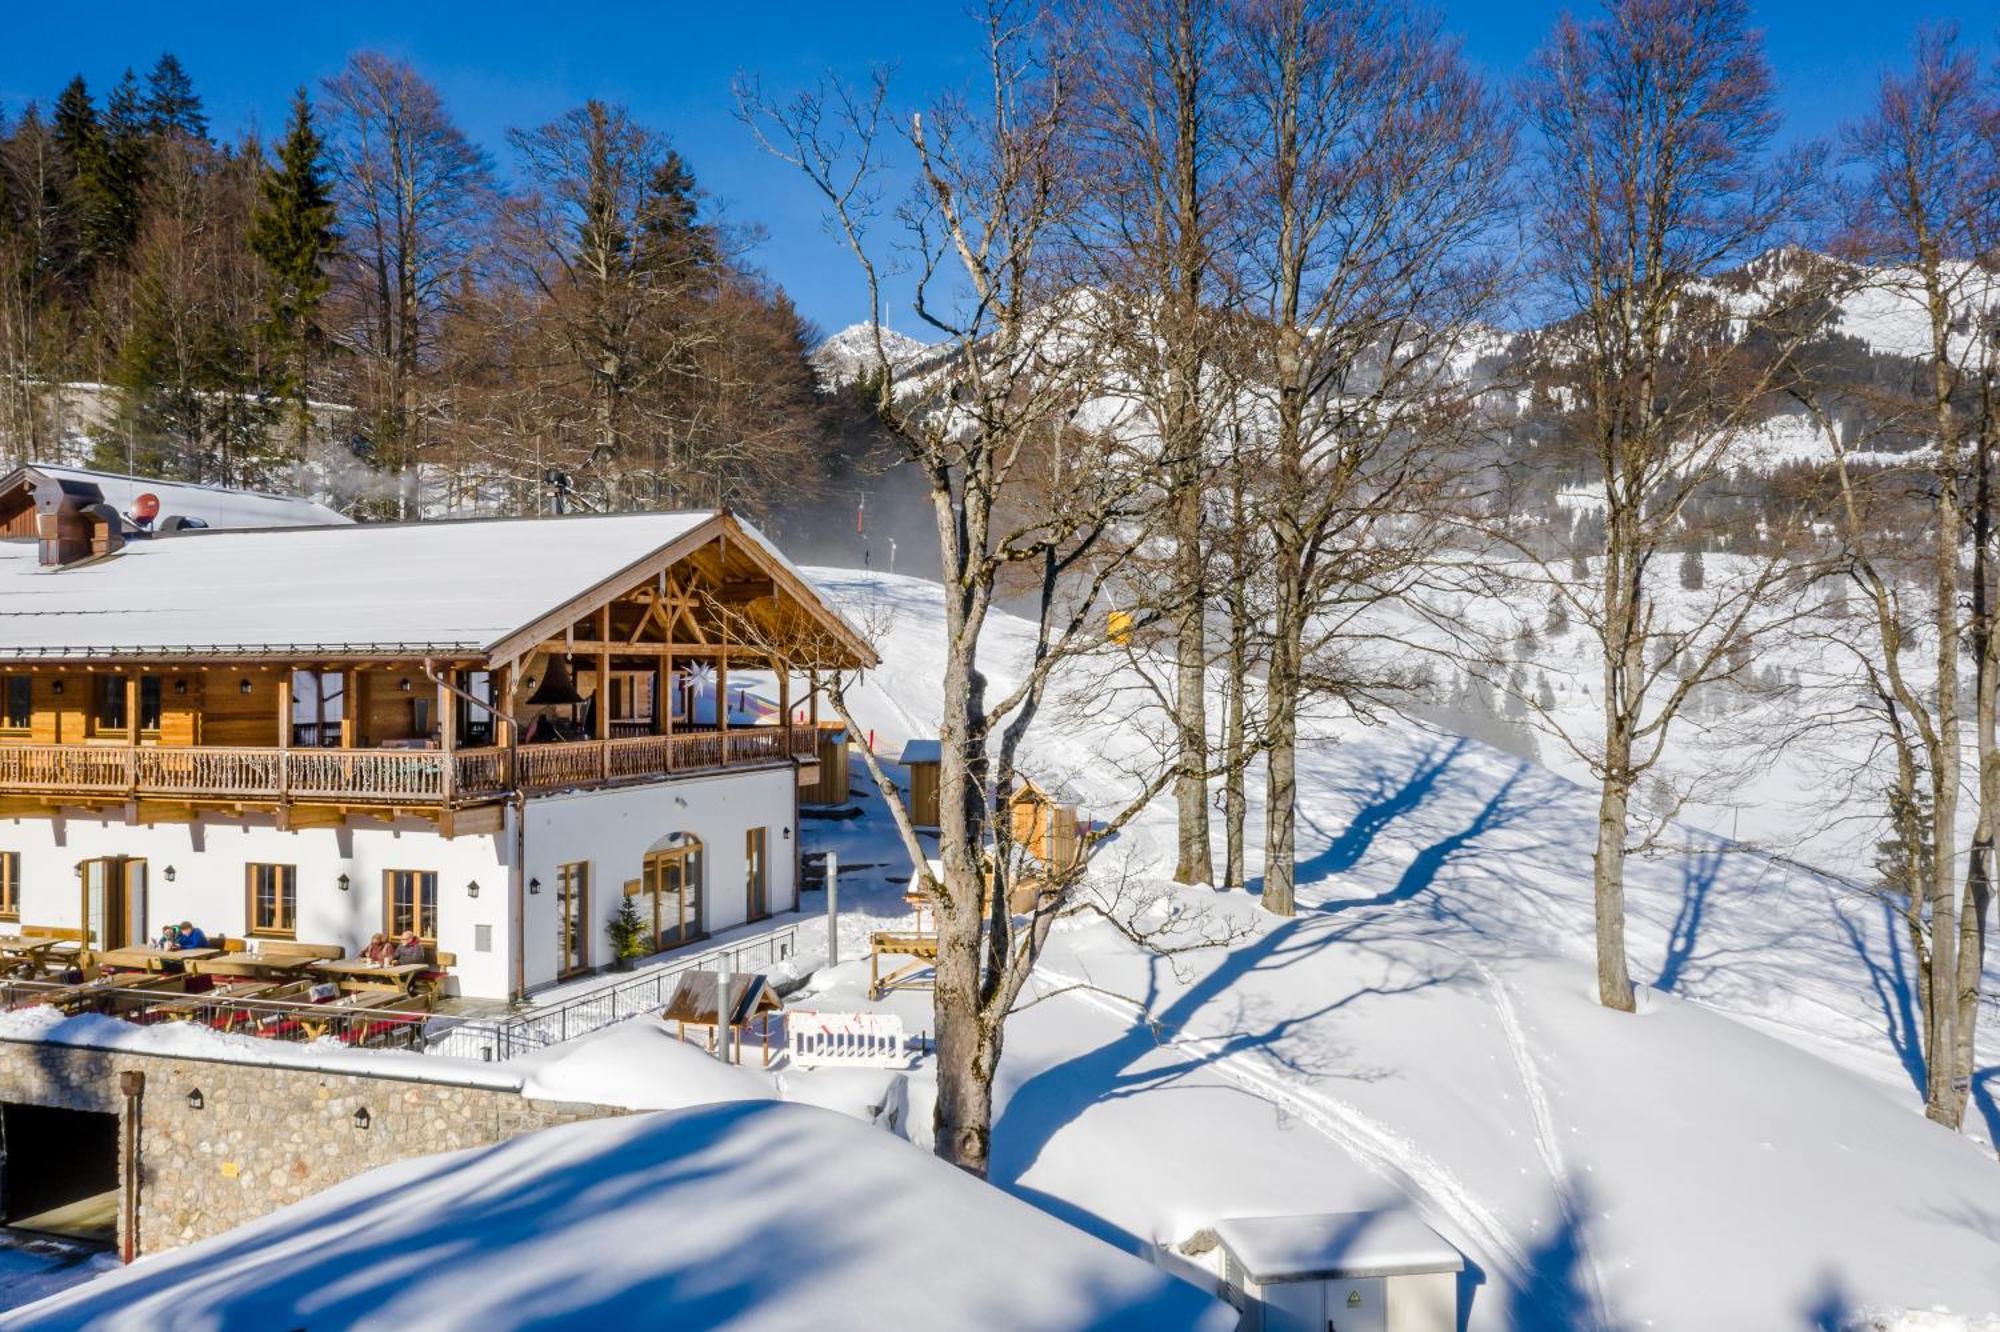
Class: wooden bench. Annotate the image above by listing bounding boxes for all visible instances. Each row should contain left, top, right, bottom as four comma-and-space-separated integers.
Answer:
220, 939, 345, 961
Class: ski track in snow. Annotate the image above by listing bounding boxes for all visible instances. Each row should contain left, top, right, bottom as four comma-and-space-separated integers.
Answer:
1035, 962, 1536, 1297
1458, 953, 1612, 1327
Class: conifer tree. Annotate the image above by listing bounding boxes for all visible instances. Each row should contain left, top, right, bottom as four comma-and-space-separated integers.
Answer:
142, 53, 207, 143
89, 70, 148, 266
247, 90, 337, 430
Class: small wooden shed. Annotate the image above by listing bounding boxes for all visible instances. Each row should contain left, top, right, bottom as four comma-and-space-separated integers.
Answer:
900, 739, 941, 830
800, 723, 852, 807
661, 970, 785, 1065
1009, 779, 1083, 870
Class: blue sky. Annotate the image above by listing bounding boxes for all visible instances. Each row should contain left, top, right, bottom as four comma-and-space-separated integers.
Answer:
2, 1, 1993, 340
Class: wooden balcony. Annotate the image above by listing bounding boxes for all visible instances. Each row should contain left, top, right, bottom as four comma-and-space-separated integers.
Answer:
0, 725, 819, 810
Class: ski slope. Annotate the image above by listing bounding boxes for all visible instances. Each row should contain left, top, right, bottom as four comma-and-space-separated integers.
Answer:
813, 566, 2000, 1331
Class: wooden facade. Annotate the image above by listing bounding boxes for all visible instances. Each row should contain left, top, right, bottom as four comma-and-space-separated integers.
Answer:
0, 515, 873, 826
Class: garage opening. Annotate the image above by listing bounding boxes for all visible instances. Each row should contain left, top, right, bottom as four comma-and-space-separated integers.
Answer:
1, 1103, 119, 1241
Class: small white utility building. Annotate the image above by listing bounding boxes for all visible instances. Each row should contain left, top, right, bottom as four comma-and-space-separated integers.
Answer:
1215, 1209, 1464, 1332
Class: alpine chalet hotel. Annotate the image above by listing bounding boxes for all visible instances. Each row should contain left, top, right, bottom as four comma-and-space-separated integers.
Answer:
0, 466, 872, 1000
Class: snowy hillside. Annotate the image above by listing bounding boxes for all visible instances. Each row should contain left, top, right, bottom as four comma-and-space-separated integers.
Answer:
808, 323, 932, 389
811, 567, 2000, 1331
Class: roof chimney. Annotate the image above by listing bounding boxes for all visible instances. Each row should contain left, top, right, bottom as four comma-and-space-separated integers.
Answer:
32, 477, 122, 566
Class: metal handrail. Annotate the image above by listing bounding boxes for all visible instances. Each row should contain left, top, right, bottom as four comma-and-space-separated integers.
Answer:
422, 923, 807, 1062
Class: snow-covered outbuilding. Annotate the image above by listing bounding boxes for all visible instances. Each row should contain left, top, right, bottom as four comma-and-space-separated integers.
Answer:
0, 504, 874, 999
1215, 1209, 1464, 1332
5, 1099, 1235, 1331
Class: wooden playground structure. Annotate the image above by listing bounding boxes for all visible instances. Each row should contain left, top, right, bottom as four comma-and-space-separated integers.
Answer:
866, 779, 1089, 1001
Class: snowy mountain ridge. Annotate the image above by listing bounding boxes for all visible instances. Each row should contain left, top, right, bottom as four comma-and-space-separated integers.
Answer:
808, 323, 933, 389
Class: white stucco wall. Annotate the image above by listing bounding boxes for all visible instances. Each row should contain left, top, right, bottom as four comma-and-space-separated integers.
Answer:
0, 808, 513, 997
0, 762, 801, 1000
517, 764, 800, 990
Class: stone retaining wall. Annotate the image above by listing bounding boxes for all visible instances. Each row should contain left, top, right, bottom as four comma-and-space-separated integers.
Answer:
0, 1040, 625, 1257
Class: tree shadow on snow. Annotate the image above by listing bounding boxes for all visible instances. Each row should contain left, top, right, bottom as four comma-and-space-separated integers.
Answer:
1501, 1186, 1621, 1332
1316, 764, 1534, 919
991, 913, 1460, 1236
1972, 1064, 2000, 1151
1653, 846, 1724, 994
1287, 740, 1470, 889
1798, 1266, 1859, 1331
1829, 897, 1928, 1097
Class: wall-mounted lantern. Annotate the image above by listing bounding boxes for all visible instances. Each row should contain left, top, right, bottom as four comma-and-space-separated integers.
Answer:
238, 678, 253, 695
185, 1087, 204, 1110
50, 679, 63, 695
173, 679, 188, 696
163, 865, 177, 882
398, 678, 412, 692
466, 879, 480, 899
353, 1106, 371, 1130
337, 873, 351, 893
528, 877, 541, 895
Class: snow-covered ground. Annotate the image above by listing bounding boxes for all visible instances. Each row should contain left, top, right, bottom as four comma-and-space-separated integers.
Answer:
13, 563, 1998, 1329
9, 1062, 1229, 1330
795, 566, 2000, 1331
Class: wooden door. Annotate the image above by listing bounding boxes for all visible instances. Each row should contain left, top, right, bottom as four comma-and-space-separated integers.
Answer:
557, 864, 588, 976
79, 856, 141, 952
745, 827, 768, 922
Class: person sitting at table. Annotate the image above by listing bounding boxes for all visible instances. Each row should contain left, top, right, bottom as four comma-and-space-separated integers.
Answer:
157, 923, 182, 950
392, 931, 426, 965
362, 932, 396, 966
176, 921, 210, 949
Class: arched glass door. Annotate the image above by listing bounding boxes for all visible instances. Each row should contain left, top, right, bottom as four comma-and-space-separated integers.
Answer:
639, 833, 704, 951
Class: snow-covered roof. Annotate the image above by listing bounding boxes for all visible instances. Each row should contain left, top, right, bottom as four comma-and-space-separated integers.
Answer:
0, 509, 867, 661
1214, 1210, 1464, 1282
10, 1101, 1232, 1331
14, 464, 349, 529
898, 739, 941, 765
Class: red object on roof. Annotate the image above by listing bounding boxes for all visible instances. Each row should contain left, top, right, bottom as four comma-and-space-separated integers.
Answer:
131, 492, 160, 523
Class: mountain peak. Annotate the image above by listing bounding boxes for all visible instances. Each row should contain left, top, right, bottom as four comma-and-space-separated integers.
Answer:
809, 323, 930, 389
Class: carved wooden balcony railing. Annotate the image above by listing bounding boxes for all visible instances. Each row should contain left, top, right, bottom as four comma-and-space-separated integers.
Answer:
0, 725, 817, 808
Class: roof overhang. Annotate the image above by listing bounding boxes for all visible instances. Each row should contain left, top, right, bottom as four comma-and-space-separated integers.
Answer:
484, 510, 878, 671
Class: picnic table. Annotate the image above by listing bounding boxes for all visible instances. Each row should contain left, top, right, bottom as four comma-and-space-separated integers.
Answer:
308, 959, 427, 993
141, 981, 280, 1022
193, 953, 320, 981
37, 971, 182, 1012
0, 935, 80, 975
294, 990, 417, 1042
95, 945, 222, 972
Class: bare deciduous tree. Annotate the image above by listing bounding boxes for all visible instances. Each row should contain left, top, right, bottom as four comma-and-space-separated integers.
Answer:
1833, 24, 1999, 1124
1232, 0, 1513, 916
321, 52, 494, 510
742, 2, 1210, 1177
1524, 0, 1820, 1010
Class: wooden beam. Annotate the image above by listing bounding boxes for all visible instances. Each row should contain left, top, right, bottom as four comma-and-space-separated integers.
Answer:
714, 576, 776, 604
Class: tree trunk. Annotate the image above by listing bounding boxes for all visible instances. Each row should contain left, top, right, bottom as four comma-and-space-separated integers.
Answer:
1592, 767, 1637, 1012
1957, 401, 1997, 1124
1926, 321, 1963, 1128
1594, 491, 1640, 1013
1222, 590, 1250, 892
1261, 575, 1302, 917
930, 888, 996, 1175
1172, 488, 1212, 884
